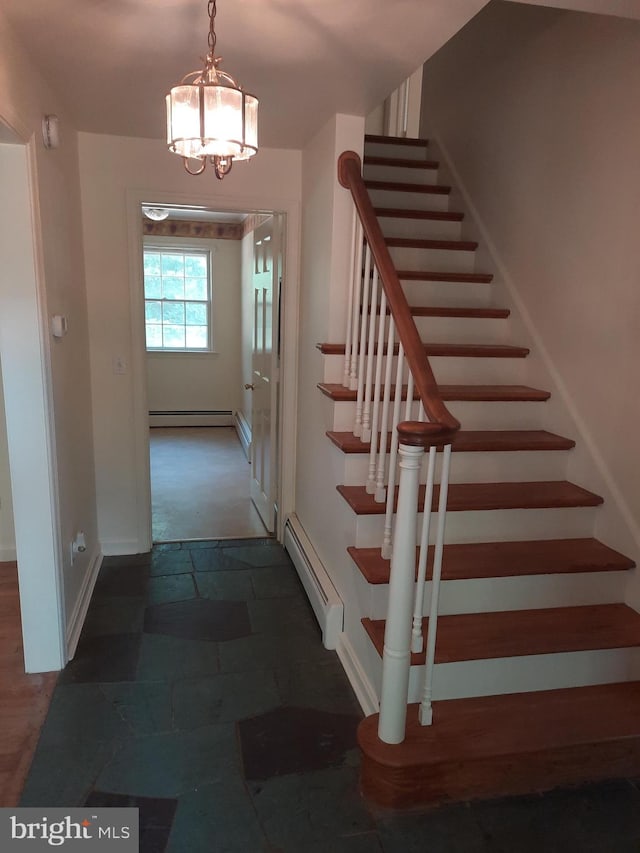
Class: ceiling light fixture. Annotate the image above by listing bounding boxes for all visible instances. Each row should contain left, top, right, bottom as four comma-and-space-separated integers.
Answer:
166, 0, 258, 180
142, 207, 170, 221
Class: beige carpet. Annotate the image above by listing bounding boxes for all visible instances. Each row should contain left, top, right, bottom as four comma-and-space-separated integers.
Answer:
149, 426, 267, 541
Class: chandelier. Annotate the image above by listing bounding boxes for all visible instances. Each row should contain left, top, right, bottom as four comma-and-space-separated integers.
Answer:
166, 0, 258, 179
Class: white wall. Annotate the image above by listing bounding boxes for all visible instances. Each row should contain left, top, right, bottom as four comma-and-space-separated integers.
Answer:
0, 356, 15, 561
78, 133, 302, 553
420, 1, 640, 592
146, 236, 242, 420
0, 11, 98, 669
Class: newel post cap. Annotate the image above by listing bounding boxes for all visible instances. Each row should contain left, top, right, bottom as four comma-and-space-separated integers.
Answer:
397, 421, 457, 449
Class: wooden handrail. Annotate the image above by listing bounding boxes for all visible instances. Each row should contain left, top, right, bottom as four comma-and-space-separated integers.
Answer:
338, 150, 460, 441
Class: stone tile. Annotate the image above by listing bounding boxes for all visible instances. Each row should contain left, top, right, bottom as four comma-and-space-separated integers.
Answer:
195, 570, 254, 601
21, 741, 117, 807
249, 765, 373, 850
100, 682, 174, 735
96, 724, 240, 799
219, 629, 329, 673
303, 834, 385, 853
144, 599, 251, 642
150, 551, 194, 577
190, 548, 245, 573
275, 660, 363, 716
250, 565, 305, 599
102, 553, 152, 568
377, 803, 489, 853
82, 596, 146, 638
184, 538, 273, 550
147, 574, 197, 605
60, 633, 142, 684
223, 543, 289, 568
172, 670, 281, 729
248, 595, 320, 635
85, 791, 177, 853
136, 634, 219, 683
239, 706, 359, 781
153, 543, 183, 552
166, 779, 267, 853
93, 564, 150, 598
35, 683, 130, 749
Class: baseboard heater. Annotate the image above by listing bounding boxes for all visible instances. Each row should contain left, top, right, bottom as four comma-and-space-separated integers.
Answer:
149, 409, 234, 427
284, 514, 343, 650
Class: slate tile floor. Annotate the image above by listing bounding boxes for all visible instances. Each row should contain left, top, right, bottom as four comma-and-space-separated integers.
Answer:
21, 539, 640, 852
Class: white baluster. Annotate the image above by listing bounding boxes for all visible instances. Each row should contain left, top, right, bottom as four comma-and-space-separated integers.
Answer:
348, 224, 364, 391
382, 343, 405, 560
361, 265, 380, 444
375, 317, 395, 503
419, 443, 452, 726
411, 446, 436, 654
354, 244, 372, 437
366, 289, 387, 493
343, 211, 358, 389
378, 437, 424, 744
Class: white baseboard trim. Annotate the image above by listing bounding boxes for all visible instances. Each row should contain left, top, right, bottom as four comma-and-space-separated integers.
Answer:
336, 632, 379, 717
234, 410, 252, 461
65, 544, 102, 661
149, 410, 234, 428
284, 513, 343, 650
100, 539, 147, 557
0, 546, 17, 562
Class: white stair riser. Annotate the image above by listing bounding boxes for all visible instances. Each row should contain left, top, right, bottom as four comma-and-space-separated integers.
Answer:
339, 448, 570, 486
365, 570, 628, 620
354, 506, 599, 547
388, 245, 476, 273
408, 646, 640, 702
331, 400, 548, 432
365, 141, 428, 160
401, 280, 492, 308
367, 188, 450, 211
322, 353, 527, 385
412, 315, 509, 343
378, 216, 462, 241
363, 163, 439, 185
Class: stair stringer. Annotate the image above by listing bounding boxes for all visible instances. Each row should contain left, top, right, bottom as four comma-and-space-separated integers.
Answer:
425, 129, 640, 609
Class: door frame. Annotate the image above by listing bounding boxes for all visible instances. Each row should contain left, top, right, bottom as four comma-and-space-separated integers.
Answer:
126, 187, 300, 548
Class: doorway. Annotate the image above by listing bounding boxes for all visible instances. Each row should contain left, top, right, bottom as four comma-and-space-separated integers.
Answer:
138, 204, 283, 542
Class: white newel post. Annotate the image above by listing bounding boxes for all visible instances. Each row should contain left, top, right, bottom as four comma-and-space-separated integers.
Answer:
378, 425, 426, 745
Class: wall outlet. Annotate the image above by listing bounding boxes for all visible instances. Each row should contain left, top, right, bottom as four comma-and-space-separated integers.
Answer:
113, 355, 128, 375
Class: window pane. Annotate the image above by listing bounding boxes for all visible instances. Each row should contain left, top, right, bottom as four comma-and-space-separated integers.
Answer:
186, 326, 208, 349
145, 300, 162, 322
163, 278, 184, 300
185, 277, 208, 300
163, 302, 185, 325
185, 302, 207, 325
144, 276, 162, 299
163, 324, 185, 348
146, 324, 162, 348
144, 253, 161, 276
161, 253, 184, 276
185, 255, 207, 277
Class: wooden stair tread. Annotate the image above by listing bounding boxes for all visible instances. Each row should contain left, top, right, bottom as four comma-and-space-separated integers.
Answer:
364, 155, 439, 170
328, 429, 575, 454
364, 179, 451, 195
357, 682, 640, 806
317, 342, 529, 358
374, 207, 464, 222
317, 383, 551, 402
386, 237, 478, 251
337, 480, 604, 515
397, 269, 494, 283
362, 603, 640, 665
365, 134, 428, 147
348, 538, 635, 584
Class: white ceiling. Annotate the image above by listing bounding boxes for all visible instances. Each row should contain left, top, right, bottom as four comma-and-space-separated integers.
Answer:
2, 0, 639, 150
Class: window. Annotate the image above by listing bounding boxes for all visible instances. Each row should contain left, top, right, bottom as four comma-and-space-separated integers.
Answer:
143, 247, 212, 351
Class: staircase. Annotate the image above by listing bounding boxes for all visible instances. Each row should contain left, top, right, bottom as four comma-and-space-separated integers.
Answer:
316, 133, 640, 807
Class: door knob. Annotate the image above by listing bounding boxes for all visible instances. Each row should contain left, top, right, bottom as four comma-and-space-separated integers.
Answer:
244, 383, 255, 390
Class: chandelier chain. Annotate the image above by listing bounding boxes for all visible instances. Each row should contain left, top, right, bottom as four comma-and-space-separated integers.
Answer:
208, 0, 217, 57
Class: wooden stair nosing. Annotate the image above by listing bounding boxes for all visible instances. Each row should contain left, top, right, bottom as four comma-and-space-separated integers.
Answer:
363, 155, 439, 170
357, 682, 640, 807
317, 382, 551, 403
327, 429, 576, 455
364, 179, 451, 195
374, 207, 464, 222
364, 134, 428, 147
347, 538, 636, 585
397, 270, 494, 283
366, 306, 510, 319
386, 237, 478, 252
336, 480, 604, 515
362, 602, 640, 666
317, 342, 530, 358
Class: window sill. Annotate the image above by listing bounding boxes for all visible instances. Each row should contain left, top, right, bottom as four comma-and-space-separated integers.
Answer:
146, 350, 219, 358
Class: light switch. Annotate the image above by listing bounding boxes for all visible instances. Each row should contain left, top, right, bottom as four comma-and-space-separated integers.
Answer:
113, 355, 128, 374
